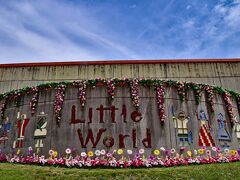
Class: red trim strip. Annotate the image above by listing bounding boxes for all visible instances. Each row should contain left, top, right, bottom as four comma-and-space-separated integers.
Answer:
0, 58, 240, 67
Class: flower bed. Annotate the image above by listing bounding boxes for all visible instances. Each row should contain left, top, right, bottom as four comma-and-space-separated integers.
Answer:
0, 147, 240, 168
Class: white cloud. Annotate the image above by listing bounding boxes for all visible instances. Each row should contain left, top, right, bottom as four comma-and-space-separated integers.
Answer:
0, 1, 140, 63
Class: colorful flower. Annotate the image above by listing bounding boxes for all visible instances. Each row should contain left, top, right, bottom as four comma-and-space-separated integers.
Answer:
198, 149, 204, 155
170, 148, 176, 154
54, 151, 58, 158
81, 152, 87, 157
229, 150, 236, 156
49, 150, 54, 156
16, 149, 21, 155
160, 147, 165, 151
212, 147, 217, 152
127, 150, 133, 155
65, 148, 71, 154
206, 150, 211, 156
100, 149, 106, 155
154, 149, 160, 156
87, 151, 94, 157
224, 148, 230, 154
95, 150, 101, 156
187, 150, 192, 157
117, 149, 123, 155
139, 149, 145, 154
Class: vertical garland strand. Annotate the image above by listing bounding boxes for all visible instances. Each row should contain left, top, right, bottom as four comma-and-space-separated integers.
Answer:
78, 80, 87, 109
106, 79, 115, 101
54, 83, 66, 125
156, 82, 166, 125
130, 79, 140, 109
223, 92, 237, 127
30, 86, 39, 116
0, 96, 8, 121
205, 86, 215, 112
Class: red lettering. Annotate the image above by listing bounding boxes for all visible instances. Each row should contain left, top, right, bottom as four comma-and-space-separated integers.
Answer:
131, 111, 142, 122
119, 134, 130, 148
142, 128, 152, 148
77, 128, 106, 148
70, 105, 85, 124
121, 104, 127, 123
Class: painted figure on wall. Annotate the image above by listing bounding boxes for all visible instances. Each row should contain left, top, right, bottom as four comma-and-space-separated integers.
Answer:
0, 117, 11, 145
217, 113, 231, 141
173, 112, 189, 147
197, 110, 215, 147
13, 112, 30, 148
233, 119, 240, 140
34, 112, 47, 148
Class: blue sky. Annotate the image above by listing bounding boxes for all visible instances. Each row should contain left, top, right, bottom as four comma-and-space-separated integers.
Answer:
0, 0, 240, 63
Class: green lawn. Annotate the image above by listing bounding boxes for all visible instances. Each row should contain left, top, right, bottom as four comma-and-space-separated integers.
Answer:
0, 162, 239, 180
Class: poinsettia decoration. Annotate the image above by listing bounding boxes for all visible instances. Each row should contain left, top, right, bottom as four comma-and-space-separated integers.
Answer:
30, 86, 39, 116
54, 83, 66, 125
155, 82, 166, 125
175, 81, 186, 102
0, 96, 8, 120
106, 79, 116, 101
237, 96, 240, 116
189, 83, 203, 105
205, 86, 215, 112
130, 79, 140, 109
223, 92, 237, 127
75, 80, 87, 109
13, 90, 22, 107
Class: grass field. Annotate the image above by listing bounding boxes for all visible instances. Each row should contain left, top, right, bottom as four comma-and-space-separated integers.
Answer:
0, 162, 239, 179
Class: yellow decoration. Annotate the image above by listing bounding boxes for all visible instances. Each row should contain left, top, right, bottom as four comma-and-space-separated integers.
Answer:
53, 151, 58, 158
117, 149, 123, 155
16, 149, 21, 155
198, 149, 204, 155
229, 150, 236, 156
187, 150, 192, 157
154, 149, 160, 156
88, 151, 94, 157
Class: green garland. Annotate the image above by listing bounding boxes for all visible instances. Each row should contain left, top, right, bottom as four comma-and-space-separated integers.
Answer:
0, 78, 239, 122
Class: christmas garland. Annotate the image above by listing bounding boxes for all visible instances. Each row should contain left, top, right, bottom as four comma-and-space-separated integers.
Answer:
155, 81, 166, 125
54, 83, 66, 125
0, 79, 239, 125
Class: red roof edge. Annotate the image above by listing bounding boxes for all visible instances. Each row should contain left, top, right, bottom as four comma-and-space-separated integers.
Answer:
0, 58, 240, 67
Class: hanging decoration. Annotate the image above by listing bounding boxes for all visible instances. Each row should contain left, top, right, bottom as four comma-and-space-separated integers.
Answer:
174, 81, 186, 102
189, 83, 203, 105
222, 92, 237, 127
75, 80, 87, 109
0, 78, 239, 125
54, 83, 66, 125
0, 96, 9, 121
130, 79, 140, 109
30, 86, 39, 116
13, 90, 22, 107
205, 86, 215, 112
106, 79, 116, 101
155, 81, 166, 125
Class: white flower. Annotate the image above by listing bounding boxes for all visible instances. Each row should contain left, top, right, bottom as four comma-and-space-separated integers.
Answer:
160, 147, 165, 151
194, 149, 198, 155
28, 146, 33, 151
95, 150, 101, 156
224, 148, 230, 154
49, 150, 54, 156
212, 147, 217, 152
139, 149, 145, 154
100, 149, 106, 155
81, 152, 87, 157
65, 148, 71, 154
170, 148, 176, 154
127, 150, 133, 155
